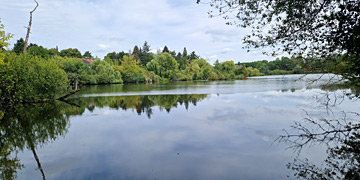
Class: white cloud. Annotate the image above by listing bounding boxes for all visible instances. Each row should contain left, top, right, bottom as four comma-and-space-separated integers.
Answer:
97, 44, 111, 52
220, 48, 232, 54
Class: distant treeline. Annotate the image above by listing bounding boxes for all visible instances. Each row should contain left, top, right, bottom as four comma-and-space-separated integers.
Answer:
9, 39, 266, 85
239, 55, 350, 77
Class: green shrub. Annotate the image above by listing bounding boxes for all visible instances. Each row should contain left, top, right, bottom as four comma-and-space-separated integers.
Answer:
0, 53, 69, 104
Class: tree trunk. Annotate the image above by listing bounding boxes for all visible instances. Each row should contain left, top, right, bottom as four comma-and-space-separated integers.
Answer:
23, 0, 39, 54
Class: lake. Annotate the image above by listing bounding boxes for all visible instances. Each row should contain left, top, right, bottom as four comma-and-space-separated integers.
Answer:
1, 74, 359, 179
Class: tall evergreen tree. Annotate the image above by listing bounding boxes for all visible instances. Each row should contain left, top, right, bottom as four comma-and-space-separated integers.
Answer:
189, 51, 199, 59
12, 38, 25, 54
176, 52, 182, 61
163, 46, 170, 53
142, 41, 150, 53
133, 45, 139, 55
182, 47, 188, 58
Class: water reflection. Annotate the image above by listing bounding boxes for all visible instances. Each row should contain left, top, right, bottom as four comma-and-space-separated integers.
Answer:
0, 102, 77, 180
2, 75, 358, 179
69, 94, 208, 118
0, 94, 208, 179
279, 86, 360, 179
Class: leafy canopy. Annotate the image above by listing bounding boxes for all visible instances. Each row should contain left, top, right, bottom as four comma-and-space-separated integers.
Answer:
198, 0, 359, 56
198, 0, 360, 82
0, 18, 13, 62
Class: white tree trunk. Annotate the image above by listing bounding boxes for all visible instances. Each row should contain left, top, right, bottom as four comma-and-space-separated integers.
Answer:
23, 0, 39, 54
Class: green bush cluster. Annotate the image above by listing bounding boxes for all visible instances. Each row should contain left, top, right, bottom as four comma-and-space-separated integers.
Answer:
239, 57, 305, 75
59, 58, 123, 85
0, 53, 69, 104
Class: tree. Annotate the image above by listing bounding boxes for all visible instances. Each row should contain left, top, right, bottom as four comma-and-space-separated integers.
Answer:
83, 51, 93, 59
23, 0, 39, 53
89, 59, 122, 84
277, 91, 360, 179
193, 58, 214, 80
27, 43, 38, 48
27, 45, 50, 59
142, 41, 151, 53
132, 45, 141, 61
220, 61, 236, 74
147, 53, 179, 79
0, 54, 69, 104
0, 18, 12, 51
104, 51, 129, 65
198, 0, 360, 82
138, 41, 153, 65
0, 102, 73, 179
189, 51, 199, 59
162, 45, 170, 53
60, 48, 82, 58
115, 55, 147, 83
175, 52, 182, 61
47, 47, 59, 57
180, 62, 200, 80
12, 38, 25, 54
182, 47, 188, 58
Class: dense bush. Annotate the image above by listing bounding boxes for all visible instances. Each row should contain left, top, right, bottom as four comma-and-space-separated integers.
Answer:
114, 55, 147, 83
147, 53, 179, 80
0, 53, 69, 104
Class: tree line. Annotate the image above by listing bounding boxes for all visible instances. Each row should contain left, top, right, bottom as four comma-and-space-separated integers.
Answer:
0, 18, 354, 105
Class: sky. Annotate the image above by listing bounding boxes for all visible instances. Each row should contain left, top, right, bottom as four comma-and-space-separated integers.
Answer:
0, 0, 277, 64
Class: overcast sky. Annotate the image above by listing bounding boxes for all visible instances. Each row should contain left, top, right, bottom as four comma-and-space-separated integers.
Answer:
0, 0, 277, 63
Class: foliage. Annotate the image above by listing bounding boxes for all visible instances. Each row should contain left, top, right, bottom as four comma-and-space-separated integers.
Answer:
11, 38, 24, 55
59, 57, 87, 84
59, 57, 123, 85
199, 0, 360, 82
69, 94, 208, 117
268, 69, 293, 75
199, 0, 360, 56
0, 53, 69, 104
90, 59, 123, 84
60, 48, 82, 58
162, 46, 170, 53
147, 53, 179, 80
179, 61, 200, 81
114, 55, 147, 83
0, 19, 12, 51
0, 101, 75, 179
0, 19, 12, 63
240, 57, 305, 75
132, 45, 140, 59
104, 51, 129, 65
27, 45, 50, 59
138, 41, 154, 65
83, 51, 93, 59
189, 51, 200, 60
182, 47, 188, 58
193, 58, 214, 80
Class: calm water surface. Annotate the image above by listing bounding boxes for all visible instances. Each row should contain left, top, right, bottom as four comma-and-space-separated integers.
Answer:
1, 74, 359, 179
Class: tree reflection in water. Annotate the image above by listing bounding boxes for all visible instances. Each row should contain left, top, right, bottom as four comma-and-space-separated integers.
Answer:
0, 94, 207, 179
68, 94, 208, 118
0, 102, 76, 180
278, 87, 360, 179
